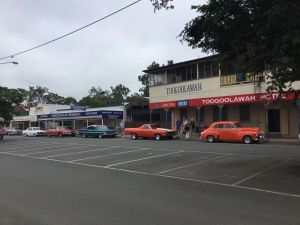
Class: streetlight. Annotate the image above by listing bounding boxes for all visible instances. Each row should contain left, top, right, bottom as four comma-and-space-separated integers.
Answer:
0, 61, 18, 65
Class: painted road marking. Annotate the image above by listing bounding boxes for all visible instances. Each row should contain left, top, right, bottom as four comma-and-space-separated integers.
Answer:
157, 154, 229, 174
105, 151, 183, 168
0, 151, 299, 199
71, 148, 150, 162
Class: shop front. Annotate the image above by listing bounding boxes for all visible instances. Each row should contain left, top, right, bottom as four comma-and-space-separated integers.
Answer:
146, 55, 300, 138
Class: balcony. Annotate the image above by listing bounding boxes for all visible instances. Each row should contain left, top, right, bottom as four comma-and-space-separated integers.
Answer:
220, 73, 260, 86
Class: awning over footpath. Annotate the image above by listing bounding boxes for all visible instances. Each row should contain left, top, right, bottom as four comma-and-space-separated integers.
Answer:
149, 92, 300, 109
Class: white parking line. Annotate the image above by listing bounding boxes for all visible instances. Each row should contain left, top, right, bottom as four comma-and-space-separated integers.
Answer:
71, 148, 150, 162
157, 154, 229, 174
0, 151, 299, 199
0, 142, 57, 151
105, 151, 183, 168
43, 146, 121, 158
10, 144, 74, 153
23, 145, 97, 156
232, 158, 291, 186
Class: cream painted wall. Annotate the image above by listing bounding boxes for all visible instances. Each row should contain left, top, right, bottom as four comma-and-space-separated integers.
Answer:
150, 79, 300, 103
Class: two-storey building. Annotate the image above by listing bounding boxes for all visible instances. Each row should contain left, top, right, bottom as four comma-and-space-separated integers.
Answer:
146, 55, 300, 138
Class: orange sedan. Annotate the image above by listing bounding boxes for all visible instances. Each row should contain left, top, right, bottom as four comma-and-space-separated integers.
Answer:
201, 121, 264, 144
125, 124, 176, 141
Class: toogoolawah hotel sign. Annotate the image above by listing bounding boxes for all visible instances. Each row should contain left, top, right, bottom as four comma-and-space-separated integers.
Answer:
166, 83, 202, 95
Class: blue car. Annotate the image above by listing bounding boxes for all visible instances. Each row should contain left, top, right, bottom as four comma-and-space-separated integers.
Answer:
78, 125, 117, 138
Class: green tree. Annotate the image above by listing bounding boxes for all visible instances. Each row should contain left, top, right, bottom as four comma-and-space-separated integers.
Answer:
0, 86, 27, 121
138, 61, 160, 97
110, 84, 130, 105
26, 86, 49, 106
151, 0, 300, 95
79, 86, 112, 107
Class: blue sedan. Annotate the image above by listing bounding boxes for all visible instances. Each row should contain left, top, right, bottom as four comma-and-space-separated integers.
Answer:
78, 125, 117, 138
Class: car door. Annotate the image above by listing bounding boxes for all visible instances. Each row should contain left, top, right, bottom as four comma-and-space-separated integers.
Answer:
140, 125, 151, 138
27, 128, 33, 136
86, 126, 96, 137
220, 123, 238, 141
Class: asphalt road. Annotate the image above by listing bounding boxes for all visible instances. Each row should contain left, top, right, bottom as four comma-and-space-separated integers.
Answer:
0, 136, 299, 225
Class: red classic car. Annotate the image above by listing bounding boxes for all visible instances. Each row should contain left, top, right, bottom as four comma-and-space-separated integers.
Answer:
125, 124, 176, 140
45, 126, 77, 138
200, 121, 264, 144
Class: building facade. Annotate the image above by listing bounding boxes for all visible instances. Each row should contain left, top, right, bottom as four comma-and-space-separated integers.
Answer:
146, 55, 300, 138
12, 104, 124, 130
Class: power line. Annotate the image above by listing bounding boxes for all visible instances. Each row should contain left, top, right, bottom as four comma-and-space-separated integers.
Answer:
0, 0, 142, 61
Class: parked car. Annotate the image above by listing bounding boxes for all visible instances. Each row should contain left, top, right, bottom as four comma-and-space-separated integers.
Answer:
4, 127, 22, 135
200, 121, 264, 144
45, 126, 77, 138
125, 124, 176, 140
78, 125, 117, 138
0, 128, 7, 140
22, 127, 45, 137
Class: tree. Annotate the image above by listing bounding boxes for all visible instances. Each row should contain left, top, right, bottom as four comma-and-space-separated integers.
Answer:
26, 86, 49, 106
110, 84, 130, 105
0, 86, 27, 121
138, 61, 160, 97
151, 0, 300, 95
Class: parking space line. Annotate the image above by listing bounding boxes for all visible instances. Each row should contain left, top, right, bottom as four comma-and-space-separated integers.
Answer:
0, 142, 58, 151
72, 148, 150, 162
232, 158, 291, 186
10, 144, 74, 153
1, 151, 300, 198
43, 146, 120, 158
23, 145, 97, 156
105, 151, 183, 168
156, 154, 229, 175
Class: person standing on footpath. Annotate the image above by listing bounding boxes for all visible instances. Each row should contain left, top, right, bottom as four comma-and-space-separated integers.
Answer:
190, 118, 195, 137
175, 118, 182, 136
184, 118, 191, 140
120, 120, 125, 137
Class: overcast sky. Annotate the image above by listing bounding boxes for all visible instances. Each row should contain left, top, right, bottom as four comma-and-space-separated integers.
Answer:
0, 0, 207, 99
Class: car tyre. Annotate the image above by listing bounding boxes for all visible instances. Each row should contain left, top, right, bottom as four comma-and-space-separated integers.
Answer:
82, 134, 87, 138
243, 135, 252, 144
33, 133, 36, 137
0, 135, 3, 141
207, 135, 215, 143
98, 134, 103, 139
155, 134, 161, 141
59, 133, 63, 138
131, 133, 137, 140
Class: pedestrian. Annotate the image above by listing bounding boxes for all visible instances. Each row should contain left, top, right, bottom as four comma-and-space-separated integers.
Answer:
184, 119, 191, 140
175, 118, 182, 136
190, 118, 195, 137
120, 120, 125, 137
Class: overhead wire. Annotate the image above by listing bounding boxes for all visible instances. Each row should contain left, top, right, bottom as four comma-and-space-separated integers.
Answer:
0, 0, 142, 61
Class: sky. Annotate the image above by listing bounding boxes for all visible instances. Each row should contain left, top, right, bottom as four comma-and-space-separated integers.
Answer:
0, 0, 207, 100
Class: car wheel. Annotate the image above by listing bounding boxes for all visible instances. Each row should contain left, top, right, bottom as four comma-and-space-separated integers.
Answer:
0, 135, 3, 141
82, 134, 87, 138
155, 134, 161, 141
33, 133, 36, 137
98, 134, 103, 139
59, 133, 63, 138
207, 135, 215, 143
131, 133, 137, 140
243, 135, 252, 144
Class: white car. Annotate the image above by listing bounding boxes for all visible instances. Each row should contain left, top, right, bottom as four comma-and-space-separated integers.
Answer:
22, 127, 45, 137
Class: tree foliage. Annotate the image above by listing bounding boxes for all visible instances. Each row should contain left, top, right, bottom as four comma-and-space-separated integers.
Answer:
138, 61, 160, 97
151, 0, 300, 95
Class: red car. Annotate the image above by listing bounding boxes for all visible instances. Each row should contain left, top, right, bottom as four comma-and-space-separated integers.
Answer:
200, 121, 264, 144
4, 127, 22, 135
125, 124, 176, 140
45, 126, 77, 138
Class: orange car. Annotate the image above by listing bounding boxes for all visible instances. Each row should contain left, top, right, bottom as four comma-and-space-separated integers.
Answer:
125, 124, 176, 140
200, 121, 264, 144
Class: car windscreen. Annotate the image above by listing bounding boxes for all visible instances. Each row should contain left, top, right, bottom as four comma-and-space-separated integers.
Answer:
151, 125, 159, 129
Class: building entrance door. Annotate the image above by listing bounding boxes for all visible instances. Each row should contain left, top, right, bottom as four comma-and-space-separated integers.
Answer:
268, 109, 281, 132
